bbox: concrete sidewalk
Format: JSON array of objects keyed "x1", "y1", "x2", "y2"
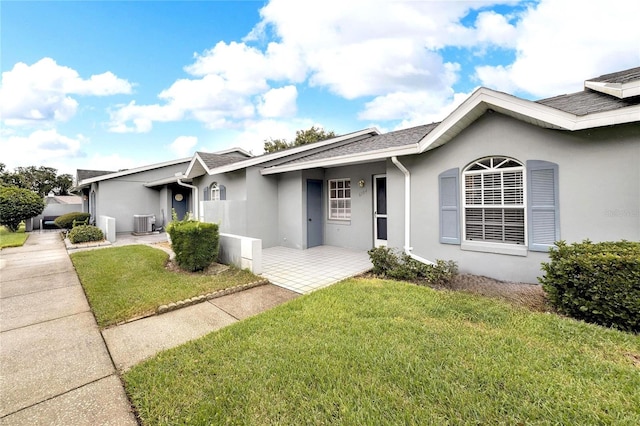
[
  {"x1": 103, "y1": 284, "x2": 298, "y2": 371},
  {"x1": 0, "y1": 232, "x2": 137, "y2": 425},
  {"x1": 1, "y1": 231, "x2": 298, "y2": 424}
]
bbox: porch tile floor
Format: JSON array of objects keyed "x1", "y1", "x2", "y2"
[{"x1": 261, "y1": 245, "x2": 373, "y2": 294}]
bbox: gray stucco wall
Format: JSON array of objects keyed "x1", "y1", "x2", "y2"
[
  {"x1": 197, "y1": 169, "x2": 247, "y2": 235},
  {"x1": 323, "y1": 162, "x2": 386, "y2": 251},
  {"x1": 246, "y1": 167, "x2": 279, "y2": 247},
  {"x1": 277, "y1": 171, "x2": 303, "y2": 249},
  {"x1": 95, "y1": 163, "x2": 188, "y2": 233},
  {"x1": 202, "y1": 200, "x2": 248, "y2": 235},
  {"x1": 390, "y1": 112, "x2": 639, "y2": 283},
  {"x1": 198, "y1": 169, "x2": 247, "y2": 201}
]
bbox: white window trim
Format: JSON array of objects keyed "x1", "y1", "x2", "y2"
[
  {"x1": 210, "y1": 182, "x2": 220, "y2": 201},
  {"x1": 461, "y1": 157, "x2": 528, "y2": 248},
  {"x1": 328, "y1": 178, "x2": 351, "y2": 220}
]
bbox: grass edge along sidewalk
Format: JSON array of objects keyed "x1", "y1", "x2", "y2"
[
  {"x1": 124, "y1": 278, "x2": 640, "y2": 425},
  {"x1": 71, "y1": 244, "x2": 260, "y2": 328}
]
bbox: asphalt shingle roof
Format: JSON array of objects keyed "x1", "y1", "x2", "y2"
[
  {"x1": 588, "y1": 66, "x2": 640, "y2": 84},
  {"x1": 76, "y1": 169, "x2": 116, "y2": 182},
  {"x1": 196, "y1": 152, "x2": 248, "y2": 169},
  {"x1": 536, "y1": 66, "x2": 640, "y2": 115},
  {"x1": 536, "y1": 89, "x2": 639, "y2": 116},
  {"x1": 282, "y1": 123, "x2": 439, "y2": 165}
]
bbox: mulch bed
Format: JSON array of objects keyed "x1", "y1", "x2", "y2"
[
  {"x1": 359, "y1": 272, "x2": 549, "y2": 312},
  {"x1": 445, "y1": 273, "x2": 548, "y2": 312},
  {"x1": 164, "y1": 259, "x2": 230, "y2": 276}
]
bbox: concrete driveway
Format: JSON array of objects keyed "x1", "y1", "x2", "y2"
[{"x1": 0, "y1": 232, "x2": 137, "y2": 425}]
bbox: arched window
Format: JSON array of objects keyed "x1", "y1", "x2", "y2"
[
  {"x1": 463, "y1": 157, "x2": 525, "y2": 245},
  {"x1": 210, "y1": 182, "x2": 220, "y2": 201}
]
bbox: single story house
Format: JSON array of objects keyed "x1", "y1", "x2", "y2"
[
  {"x1": 75, "y1": 67, "x2": 639, "y2": 283},
  {"x1": 29, "y1": 194, "x2": 83, "y2": 230}
]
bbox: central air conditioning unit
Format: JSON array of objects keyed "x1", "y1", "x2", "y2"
[{"x1": 133, "y1": 214, "x2": 156, "y2": 235}]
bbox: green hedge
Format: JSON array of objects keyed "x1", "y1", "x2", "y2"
[
  {"x1": 368, "y1": 246, "x2": 457, "y2": 285},
  {"x1": 540, "y1": 240, "x2": 640, "y2": 333},
  {"x1": 167, "y1": 220, "x2": 219, "y2": 272},
  {"x1": 54, "y1": 212, "x2": 91, "y2": 230},
  {"x1": 68, "y1": 225, "x2": 104, "y2": 244}
]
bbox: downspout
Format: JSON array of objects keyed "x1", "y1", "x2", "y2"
[
  {"x1": 176, "y1": 178, "x2": 199, "y2": 220},
  {"x1": 390, "y1": 156, "x2": 435, "y2": 265}
]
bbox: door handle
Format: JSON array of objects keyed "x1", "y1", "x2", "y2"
[{"x1": 308, "y1": 218, "x2": 312, "y2": 222}]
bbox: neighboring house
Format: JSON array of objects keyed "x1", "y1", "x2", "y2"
[
  {"x1": 75, "y1": 67, "x2": 639, "y2": 283},
  {"x1": 32, "y1": 194, "x2": 83, "y2": 230},
  {"x1": 74, "y1": 149, "x2": 253, "y2": 233}
]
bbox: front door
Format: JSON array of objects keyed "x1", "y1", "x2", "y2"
[
  {"x1": 172, "y1": 188, "x2": 190, "y2": 220},
  {"x1": 307, "y1": 179, "x2": 323, "y2": 248},
  {"x1": 374, "y1": 175, "x2": 387, "y2": 247}
]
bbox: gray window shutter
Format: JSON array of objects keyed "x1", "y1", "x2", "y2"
[
  {"x1": 439, "y1": 168, "x2": 460, "y2": 244},
  {"x1": 527, "y1": 160, "x2": 559, "y2": 252},
  {"x1": 219, "y1": 185, "x2": 226, "y2": 200},
  {"x1": 203, "y1": 186, "x2": 210, "y2": 201}
]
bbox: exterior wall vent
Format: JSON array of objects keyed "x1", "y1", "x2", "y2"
[{"x1": 133, "y1": 214, "x2": 156, "y2": 235}]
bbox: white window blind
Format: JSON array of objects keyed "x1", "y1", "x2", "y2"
[{"x1": 463, "y1": 157, "x2": 525, "y2": 245}]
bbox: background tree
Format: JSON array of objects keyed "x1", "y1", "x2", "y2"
[
  {"x1": 264, "y1": 126, "x2": 336, "y2": 153},
  {"x1": 0, "y1": 187, "x2": 45, "y2": 232},
  {"x1": 0, "y1": 165, "x2": 73, "y2": 197}
]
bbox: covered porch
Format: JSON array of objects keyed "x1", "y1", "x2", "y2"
[{"x1": 261, "y1": 245, "x2": 373, "y2": 294}]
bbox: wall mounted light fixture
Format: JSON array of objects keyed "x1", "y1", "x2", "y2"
[{"x1": 358, "y1": 179, "x2": 366, "y2": 188}]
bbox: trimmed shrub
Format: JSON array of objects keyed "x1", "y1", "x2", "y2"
[
  {"x1": 167, "y1": 220, "x2": 219, "y2": 272},
  {"x1": 368, "y1": 246, "x2": 457, "y2": 285},
  {"x1": 540, "y1": 240, "x2": 640, "y2": 333},
  {"x1": 0, "y1": 186, "x2": 45, "y2": 232},
  {"x1": 68, "y1": 225, "x2": 104, "y2": 244},
  {"x1": 54, "y1": 212, "x2": 91, "y2": 230}
]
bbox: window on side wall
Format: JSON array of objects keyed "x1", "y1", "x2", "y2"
[
  {"x1": 439, "y1": 158, "x2": 559, "y2": 253},
  {"x1": 211, "y1": 182, "x2": 220, "y2": 201},
  {"x1": 464, "y1": 157, "x2": 525, "y2": 245},
  {"x1": 328, "y1": 178, "x2": 351, "y2": 220}
]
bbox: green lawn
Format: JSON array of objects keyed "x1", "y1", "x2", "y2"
[
  {"x1": 124, "y1": 278, "x2": 640, "y2": 425},
  {"x1": 71, "y1": 245, "x2": 259, "y2": 327},
  {"x1": 0, "y1": 225, "x2": 28, "y2": 249}
]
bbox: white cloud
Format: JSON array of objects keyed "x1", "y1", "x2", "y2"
[
  {"x1": 0, "y1": 129, "x2": 85, "y2": 174},
  {"x1": 475, "y1": 65, "x2": 518, "y2": 94},
  {"x1": 254, "y1": 0, "x2": 469, "y2": 99},
  {"x1": 257, "y1": 86, "x2": 297, "y2": 118},
  {"x1": 108, "y1": 0, "x2": 520, "y2": 132},
  {"x1": 474, "y1": 11, "x2": 517, "y2": 48},
  {"x1": 475, "y1": 0, "x2": 640, "y2": 98},
  {"x1": 108, "y1": 0, "x2": 640, "y2": 139},
  {"x1": 0, "y1": 58, "x2": 132, "y2": 125},
  {"x1": 109, "y1": 101, "x2": 183, "y2": 133},
  {"x1": 169, "y1": 136, "x2": 198, "y2": 157},
  {"x1": 362, "y1": 88, "x2": 474, "y2": 131}
]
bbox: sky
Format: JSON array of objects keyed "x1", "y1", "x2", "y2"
[{"x1": 1, "y1": 0, "x2": 639, "y2": 178}]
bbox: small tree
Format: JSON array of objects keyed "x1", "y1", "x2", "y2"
[
  {"x1": 263, "y1": 126, "x2": 336, "y2": 153},
  {"x1": 0, "y1": 186, "x2": 45, "y2": 232}
]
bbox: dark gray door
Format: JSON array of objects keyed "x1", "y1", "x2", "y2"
[
  {"x1": 307, "y1": 179, "x2": 323, "y2": 248},
  {"x1": 172, "y1": 189, "x2": 189, "y2": 220}
]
